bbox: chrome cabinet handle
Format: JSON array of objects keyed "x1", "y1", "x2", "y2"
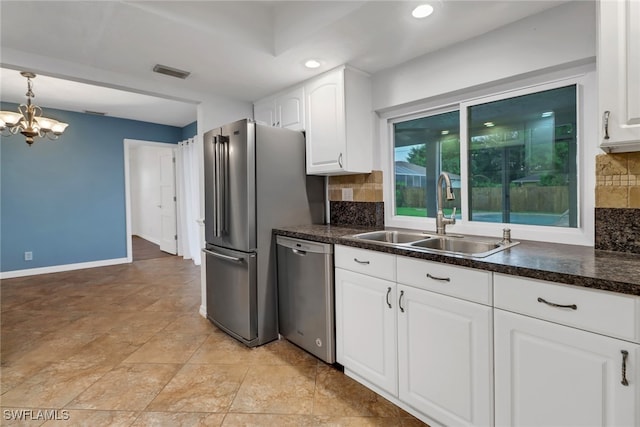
[
  {"x1": 603, "y1": 110, "x2": 610, "y2": 140},
  {"x1": 537, "y1": 297, "x2": 577, "y2": 310},
  {"x1": 427, "y1": 273, "x2": 451, "y2": 282},
  {"x1": 292, "y1": 249, "x2": 307, "y2": 256},
  {"x1": 338, "y1": 152, "x2": 343, "y2": 168},
  {"x1": 621, "y1": 350, "x2": 629, "y2": 386},
  {"x1": 386, "y1": 287, "x2": 392, "y2": 309},
  {"x1": 353, "y1": 258, "x2": 370, "y2": 265},
  {"x1": 399, "y1": 290, "x2": 405, "y2": 313}
]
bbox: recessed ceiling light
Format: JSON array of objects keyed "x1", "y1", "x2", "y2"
[
  {"x1": 304, "y1": 59, "x2": 321, "y2": 69},
  {"x1": 484, "y1": 122, "x2": 495, "y2": 127},
  {"x1": 412, "y1": 4, "x2": 434, "y2": 19},
  {"x1": 541, "y1": 111, "x2": 554, "y2": 118}
]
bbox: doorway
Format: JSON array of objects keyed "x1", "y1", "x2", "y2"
[{"x1": 124, "y1": 139, "x2": 178, "y2": 262}]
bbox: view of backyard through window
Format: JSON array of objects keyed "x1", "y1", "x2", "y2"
[{"x1": 393, "y1": 85, "x2": 578, "y2": 228}]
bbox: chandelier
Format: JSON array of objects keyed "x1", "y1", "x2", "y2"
[{"x1": 0, "y1": 71, "x2": 69, "y2": 146}]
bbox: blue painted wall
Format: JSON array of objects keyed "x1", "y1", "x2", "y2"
[
  {"x1": 0, "y1": 103, "x2": 185, "y2": 272},
  {"x1": 181, "y1": 121, "x2": 197, "y2": 140}
]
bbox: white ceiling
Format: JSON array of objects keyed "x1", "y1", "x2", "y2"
[{"x1": 0, "y1": 0, "x2": 567, "y2": 128}]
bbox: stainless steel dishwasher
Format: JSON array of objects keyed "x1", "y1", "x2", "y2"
[{"x1": 276, "y1": 236, "x2": 335, "y2": 363}]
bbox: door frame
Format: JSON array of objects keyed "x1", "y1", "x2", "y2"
[{"x1": 123, "y1": 138, "x2": 178, "y2": 262}]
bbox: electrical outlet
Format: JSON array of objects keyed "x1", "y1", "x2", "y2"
[
  {"x1": 24, "y1": 251, "x2": 33, "y2": 261},
  {"x1": 342, "y1": 188, "x2": 353, "y2": 201}
]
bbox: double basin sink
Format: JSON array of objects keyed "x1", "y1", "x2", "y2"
[{"x1": 347, "y1": 230, "x2": 519, "y2": 258}]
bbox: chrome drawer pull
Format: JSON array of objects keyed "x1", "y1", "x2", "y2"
[
  {"x1": 399, "y1": 290, "x2": 405, "y2": 313},
  {"x1": 427, "y1": 273, "x2": 450, "y2": 282},
  {"x1": 386, "y1": 287, "x2": 392, "y2": 309},
  {"x1": 603, "y1": 110, "x2": 611, "y2": 140},
  {"x1": 537, "y1": 297, "x2": 577, "y2": 310},
  {"x1": 353, "y1": 258, "x2": 370, "y2": 265},
  {"x1": 621, "y1": 350, "x2": 629, "y2": 386}
]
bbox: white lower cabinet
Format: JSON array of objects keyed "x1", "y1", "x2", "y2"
[
  {"x1": 335, "y1": 247, "x2": 640, "y2": 427},
  {"x1": 335, "y1": 245, "x2": 492, "y2": 426},
  {"x1": 335, "y1": 267, "x2": 398, "y2": 395},
  {"x1": 398, "y1": 284, "x2": 493, "y2": 427},
  {"x1": 495, "y1": 309, "x2": 639, "y2": 427}
]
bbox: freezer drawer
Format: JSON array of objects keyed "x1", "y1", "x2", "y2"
[
  {"x1": 276, "y1": 236, "x2": 335, "y2": 363},
  {"x1": 204, "y1": 245, "x2": 258, "y2": 344}
]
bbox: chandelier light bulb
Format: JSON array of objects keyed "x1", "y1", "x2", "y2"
[{"x1": 0, "y1": 71, "x2": 69, "y2": 145}]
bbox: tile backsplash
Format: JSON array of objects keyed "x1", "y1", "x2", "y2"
[
  {"x1": 328, "y1": 170, "x2": 384, "y2": 227},
  {"x1": 595, "y1": 152, "x2": 640, "y2": 254},
  {"x1": 595, "y1": 152, "x2": 640, "y2": 208},
  {"x1": 328, "y1": 170, "x2": 383, "y2": 202}
]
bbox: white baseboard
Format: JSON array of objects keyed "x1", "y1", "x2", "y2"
[
  {"x1": 0, "y1": 257, "x2": 130, "y2": 279},
  {"x1": 199, "y1": 305, "x2": 207, "y2": 318}
]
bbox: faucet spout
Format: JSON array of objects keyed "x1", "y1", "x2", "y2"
[{"x1": 436, "y1": 172, "x2": 456, "y2": 235}]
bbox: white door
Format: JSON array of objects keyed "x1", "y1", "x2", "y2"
[
  {"x1": 335, "y1": 268, "x2": 398, "y2": 395},
  {"x1": 494, "y1": 309, "x2": 639, "y2": 427},
  {"x1": 397, "y1": 285, "x2": 493, "y2": 427},
  {"x1": 159, "y1": 152, "x2": 177, "y2": 254}
]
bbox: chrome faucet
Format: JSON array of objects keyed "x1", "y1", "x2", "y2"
[{"x1": 436, "y1": 172, "x2": 456, "y2": 235}]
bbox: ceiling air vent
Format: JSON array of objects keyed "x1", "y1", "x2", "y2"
[
  {"x1": 153, "y1": 64, "x2": 191, "y2": 79},
  {"x1": 84, "y1": 110, "x2": 106, "y2": 116}
]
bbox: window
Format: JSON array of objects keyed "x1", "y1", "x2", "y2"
[
  {"x1": 393, "y1": 111, "x2": 460, "y2": 219},
  {"x1": 387, "y1": 79, "x2": 585, "y2": 242},
  {"x1": 467, "y1": 85, "x2": 577, "y2": 228}
]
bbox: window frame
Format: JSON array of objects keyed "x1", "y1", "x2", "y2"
[{"x1": 380, "y1": 69, "x2": 596, "y2": 246}]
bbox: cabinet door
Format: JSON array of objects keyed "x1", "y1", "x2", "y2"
[
  {"x1": 254, "y1": 99, "x2": 276, "y2": 127},
  {"x1": 305, "y1": 69, "x2": 346, "y2": 174},
  {"x1": 495, "y1": 309, "x2": 639, "y2": 427},
  {"x1": 398, "y1": 285, "x2": 493, "y2": 427},
  {"x1": 335, "y1": 268, "x2": 397, "y2": 395},
  {"x1": 598, "y1": 0, "x2": 640, "y2": 150},
  {"x1": 277, "y1": 86, "x2": 304, "y2": 131}
]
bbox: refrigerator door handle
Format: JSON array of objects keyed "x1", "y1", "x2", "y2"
[
  {"x1": 215, "y1": 135, "x2": 229, "y2": 237},
  {"x1": 202, "y1": 248, "x2": 244, "y2": 263},
  {"x1": 215, "y1": 136, "x2": 222, "y2": 237},
  {"x1": 212, "y1": 136, "x2": 219, "y2": 237}
]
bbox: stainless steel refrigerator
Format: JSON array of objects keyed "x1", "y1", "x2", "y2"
[{"x1": 203, "y1": 118, "x2": 324, "y2": 347}]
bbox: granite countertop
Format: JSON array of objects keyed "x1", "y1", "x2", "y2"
[{"x1": 273, "y1": 224, "x2": 640, "y2": 297}]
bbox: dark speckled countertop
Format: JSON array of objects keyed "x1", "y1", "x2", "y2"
[{"x1": 274, "y1": 224, "x2": 640, "y2": 297}]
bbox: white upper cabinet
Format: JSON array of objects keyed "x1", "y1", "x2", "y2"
[
  {"x1": 304, "y1": 65, "x2": 373, "y2": 175},
  {"x1": 277, "y1": 86, "x2": 305, "y2": 131},
  {"x1": 253, "y1": 86, "x2": 305, "y2": 131},
  {"x1": 598, "y1": 0, "x2": 640, "y2": 152},
  {"x1": 254, "y1": 96, "x2": 276, "y2": 127}
]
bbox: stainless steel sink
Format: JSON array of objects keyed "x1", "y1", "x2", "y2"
[
  {"x1": 409, "y1": 237, "x2": 513, "y2": 257},
  {"x1": 346, "y1": 230, "x2": 519, "y2": 258},
  {"x1": 351, "y1": 230, "x2": 427, "y2": 244}
]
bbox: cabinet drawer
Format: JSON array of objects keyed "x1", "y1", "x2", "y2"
[
  {"x1": 335, "y1": 245, "x2": 396, "y2": 281},
  {"x1": 396, "y1": 257, "x2": 492, "y2": 305},
  {"x1": 494, "y1": 273, "x2": 640, "y2": 343}
]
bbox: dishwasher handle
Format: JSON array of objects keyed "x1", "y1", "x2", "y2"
[{"x1": 276, "y1": 236, "x2": 333, "y2": 254}]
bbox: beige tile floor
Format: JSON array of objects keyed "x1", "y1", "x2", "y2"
[{"x1": 1, "y1": 255, "x2": 427, "y2": 426}]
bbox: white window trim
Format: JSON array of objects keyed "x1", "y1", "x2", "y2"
[{"x1": 379, "y1": 67, "x2": 597, "y2": 247}]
